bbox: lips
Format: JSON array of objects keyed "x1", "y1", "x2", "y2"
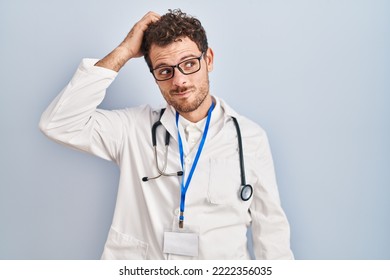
[
  {"x1": 177, "y1": 90, "x2": 191, "y2": 96},
  {"x1": 170, "y1": 87, "x2": 194, "y2": 97}
]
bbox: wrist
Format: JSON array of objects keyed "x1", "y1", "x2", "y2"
[
  {"x1": 116, "y1": 44, "x2": 135, "y2": 61},
  {"x1": 95, "y1": 46, "x2": 132, "y2": 72}
]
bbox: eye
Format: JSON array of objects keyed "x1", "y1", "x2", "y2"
[
  {"x1": 182, "y1": 59, "x2": 197, "y2": 70},
  {"x1": 157, "y1": 67, "x2": 173, "y2": 76}
]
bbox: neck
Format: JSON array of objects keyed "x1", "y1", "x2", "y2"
[{"x1": 179, "y1": 95, "x2": 214, "y2": 123}]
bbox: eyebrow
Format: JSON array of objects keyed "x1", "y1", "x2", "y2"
[{"x1": 154, "y1": 54, "x2": 200, "y2": 69}]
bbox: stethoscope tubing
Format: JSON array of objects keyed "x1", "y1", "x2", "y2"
[
  {"x1": 143, "y1": 109, "x2": 253, "y2": 201},
  {"x1": 231, "y1": 117, "x2": 246, "y2": 186},
  {"x1": 142, "y1": 109, "x2": 183, "y2": 181},
  {"x1": 231, "y1": 117, "x2": 253, "y2": 201}
]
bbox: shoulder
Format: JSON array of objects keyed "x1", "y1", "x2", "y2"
[
  {"x1": 94, "y1": 104, "x2": 164, "y2": 132},
  {"x1": 110, "y1": 104, "x2": 161, "y2": 122},
  {"x1": 217, "y1": 97, "x2": 267, "y2": 137},
  {"x1": 217, "y1": 97, "x2": 271, "y2": 156}
]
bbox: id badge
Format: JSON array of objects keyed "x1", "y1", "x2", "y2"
[{"x1": 163, "y1": 231, "x2": 199, "y2": 257}]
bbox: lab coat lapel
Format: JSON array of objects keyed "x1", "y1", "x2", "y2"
[
  {"x1": 160, "y1": 105, "x2": 177, "y2": 143},
  {"x1": 158, "y1": 97, "x2": 240, "y2": 155},
  {"x1": 159, "y1": 105, "x2": 189, "y2": 156}
]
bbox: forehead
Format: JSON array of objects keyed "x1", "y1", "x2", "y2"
[{"x1": 149, "y1": 37, "x2": 201, "y2": 67}]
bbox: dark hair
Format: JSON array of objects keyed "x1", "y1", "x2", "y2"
[{"x1": 141, "y1": 9, "x2": 208, "y2": 69}]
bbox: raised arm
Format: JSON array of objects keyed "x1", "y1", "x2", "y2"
[
  {"x1": 39, "y1": 11, "x2": 160, "y2": 161},
  {"x1": 95, "y1": 11, "x2": 160, "y2": 72}
]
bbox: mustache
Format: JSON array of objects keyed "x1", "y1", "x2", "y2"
[{"x1": 169, "y1": 86, "x2": 195, "y2": 95}]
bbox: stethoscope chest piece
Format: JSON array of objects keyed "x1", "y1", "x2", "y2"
[{"x1": 240, "y1": 184, "x2": 253, "y2": 201}]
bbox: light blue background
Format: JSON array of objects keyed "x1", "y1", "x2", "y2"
[{"x1": 1, "y1": 0, "x2": 389, "y2": 259}]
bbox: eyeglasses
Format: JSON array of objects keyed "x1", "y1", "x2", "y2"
[{"x1": 150, "y1": 53, "x2": 204, "y2": 81}]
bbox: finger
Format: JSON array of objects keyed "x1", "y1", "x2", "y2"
[{"x1": 141, "y1": 11, "x2": 161, "y2": 23}]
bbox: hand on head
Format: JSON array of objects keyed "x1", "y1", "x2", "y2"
[{"x1": 95, "y1": 11, "x2": 160, "y2": 71}]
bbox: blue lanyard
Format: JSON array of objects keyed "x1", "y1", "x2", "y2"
[{"x1": 175, "y1": 102, "x2": 215, "y2": 228}]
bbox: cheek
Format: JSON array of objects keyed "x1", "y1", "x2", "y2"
[
  {"x1": 156, "y1": 82, "x2": 168, "y2": 94},
  {"x1": 157, "y1": 84, "x2": 172, "y2": 100}
]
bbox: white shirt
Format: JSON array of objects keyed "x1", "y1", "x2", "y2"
[
  {"x1": 180, "y1": 117, "x2": 205, "y2": 152},
  {"x1": 39, "y1": 59, "x2": 294, "y2": 260}
]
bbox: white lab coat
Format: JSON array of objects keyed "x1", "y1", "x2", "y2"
[{"x1": 39, "y1": 59, "x2": 294, "y2": 260}]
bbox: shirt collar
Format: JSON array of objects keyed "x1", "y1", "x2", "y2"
[{"x1": 159, "y1": 95, "x2": 238, "y2": 141}]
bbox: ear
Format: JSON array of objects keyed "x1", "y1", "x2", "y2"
[{"x1": 205, "y1": 48, "x2": 214, "y2": 72}]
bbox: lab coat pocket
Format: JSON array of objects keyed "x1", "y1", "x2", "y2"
[
  {"x1": 101, "y1": 227, "x2": 149, "y2": 260},
  {"x1": 208, "y1": 158, "x2": 241, "y2": 205}
]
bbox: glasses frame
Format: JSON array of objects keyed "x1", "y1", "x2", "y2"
[{"x1": 150, "y1": 52, "x2": 205, "y2": 81}]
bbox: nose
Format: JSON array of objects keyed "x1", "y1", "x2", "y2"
[{"x1": 171, "y1": 68, "x2": 188, "y2": 87}]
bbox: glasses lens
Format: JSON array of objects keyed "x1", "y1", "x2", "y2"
[
  {"x1": 178, "y1": 58, "x2": 201, "y2": 74},
  {"x1": 152, "y1": 54, "x2": 203, "y2": 81},
  {"x1": 153, "y1": 67, "x2": 174, "y2": 81}
]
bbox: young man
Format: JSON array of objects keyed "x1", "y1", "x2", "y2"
[{"x1": 39, "y1": 9, "x2": 293, "y2": 259}]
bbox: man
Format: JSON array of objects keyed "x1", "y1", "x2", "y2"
[{"x1": 39, "y1": 9, "x2": 293, "y2": 260}]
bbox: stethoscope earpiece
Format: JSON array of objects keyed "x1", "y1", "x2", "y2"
[{"x1": 240, "y1": 184, "x2": 253, "y2": 201}]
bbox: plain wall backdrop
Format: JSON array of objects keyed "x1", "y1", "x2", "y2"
[{"x1": 1, "y1": 0, "x2": 389, "y2": 259}]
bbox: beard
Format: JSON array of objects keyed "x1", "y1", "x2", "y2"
[{"x1": 162, "y1": 78, "x2": 210, "y2": 114}]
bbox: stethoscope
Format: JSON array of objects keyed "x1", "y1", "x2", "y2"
[{"x1": 142, "y1": 108, "x2": 253, "y2": 201}]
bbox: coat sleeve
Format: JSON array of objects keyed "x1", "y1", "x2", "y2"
[
  {"x1": 39, "y1": 58, "x2": 124, "y2": 162},
  {"x1": 249, "y1": 126, "x2": 294, "y2": 259}
]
